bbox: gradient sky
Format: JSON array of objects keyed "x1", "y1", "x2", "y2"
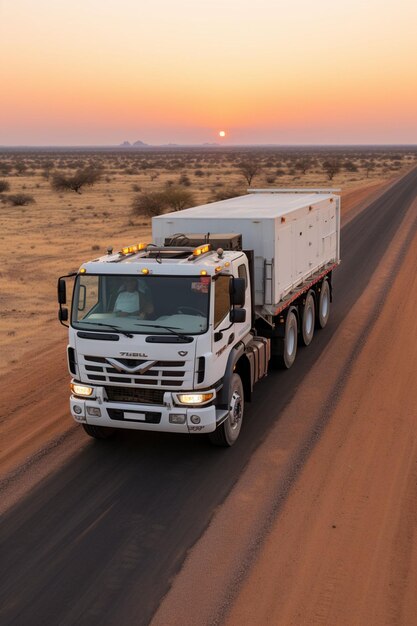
[{"x1": 1, "y1": 0, "x2": 416, "y2": 145}]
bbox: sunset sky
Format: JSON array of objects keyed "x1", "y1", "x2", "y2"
[{"x1": 1, "y1": 0, "x2": 416, "y2": 145}]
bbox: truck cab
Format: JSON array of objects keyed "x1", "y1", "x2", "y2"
[{"x1": 59, "y1": 237, "x2": 269, "y2": 446}]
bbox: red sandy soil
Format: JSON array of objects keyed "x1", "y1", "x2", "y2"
[{"x1": 151, "y1": 197, "x2": 417, "y2": 625}]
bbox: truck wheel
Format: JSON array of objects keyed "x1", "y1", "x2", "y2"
[
  {"x1": 82, "y1": 424, "x2": 116, "y2": 440},
  {"x1": 209, "y1": 373, "x2": 244, "y2": 447},
  {"x1": 317, "y1": 279, "x2": 330, "y2": 329},
  {"x1": 300, "y1": 290, "x2": 315, "y2": 346},
  {"x1": 281, "y1": 310, "x2": 298, "y2": 369}
]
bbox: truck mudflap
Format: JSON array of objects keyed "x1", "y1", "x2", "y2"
[{"x1": 70, "y1": 395, "x2": 220, "y2": 434}]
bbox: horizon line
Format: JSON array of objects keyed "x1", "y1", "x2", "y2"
[{"x1": 1, "y1": 143, "x2": 417, "y2": 149}]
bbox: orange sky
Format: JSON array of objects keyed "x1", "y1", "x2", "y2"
[{"x1": 1, "y1": 0, "x2": 416, "y2": 145}]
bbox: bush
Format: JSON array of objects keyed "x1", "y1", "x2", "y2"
[
  {"x1": 132, "y1": 191, "x2": 167, "y2": 217},
  {"x1": 51, "y1": 167, "x2": 102, "y2": 194},
  {"x1": 0, "y1": 163, "x2": 12, "y2": 176},
  {"x1": 0, "y1": 180, "x2": 10, "y2": 193},
  {"x1": 211, "y1": 187, "x2": 245, "y2": 201},
  {"x1": 6, "y1": 193, "x2": 35, "y2": 206},
  {"x1": 344, "y1": 160, "x2": 358, "y2": 172},
  {"x1": 294, "y1": 158, "x2": 312, "y2": 174},
  {"x1": 178, "y1": 173, "x2": 191, "y2": 187},
  {"x1": 163, "y1": 186, "x2": 195, "y2": 211},
  {"x1": 132, "y1": 187, "x2": 195, "y2": 217}
]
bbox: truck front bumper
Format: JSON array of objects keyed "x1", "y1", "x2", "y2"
[{"x1": 70, "y1": 395, "x2": 227, "y2": 434}]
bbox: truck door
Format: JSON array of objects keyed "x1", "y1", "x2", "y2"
[{"x1": 212, "y1": 275, "x2": 235, "y2": 375}]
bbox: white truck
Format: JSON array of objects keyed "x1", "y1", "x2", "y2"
[{"x1": 58, "y1": 189, "x2": 340, "y2": 446}]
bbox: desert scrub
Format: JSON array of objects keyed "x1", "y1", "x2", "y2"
[{"x1": 5, "y1": 193, "x2": 35, "y2": 206}]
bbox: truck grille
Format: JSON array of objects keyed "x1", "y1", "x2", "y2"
[
  {"x1": 105, "y1": 386, "x2": 165, "y2": 405},
  {"x1": 81, "y1": 355, "x2": 189, "y2": 389}
]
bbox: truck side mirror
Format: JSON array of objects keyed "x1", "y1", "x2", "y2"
[
  {"x1": 230, "y1": 277, "x2": 246, "y2": 307},
  {"x1": 58, "y1": 278, "x2": 67, "y2": 304},
  {"x1": 230, "y1": 308, "x2": 246, "y2": 323},
  {"x1": 59, "y1": 307, "x2": 69, "y2": 322}
]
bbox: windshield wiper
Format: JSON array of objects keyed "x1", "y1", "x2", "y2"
[
  {"x1": 134, "y1": 322, "x2": 190, "y2": 341},
  {"x1": 80, "y1": 321, "x2": 134, "y2": 338}
]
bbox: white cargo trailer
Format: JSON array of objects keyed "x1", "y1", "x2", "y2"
[
  {"x1": 153, "y1": 189, "x2": 340, "y2": 314},
  {"x1": 58, "y1": 189, "x2": 341, "y2": 447}
]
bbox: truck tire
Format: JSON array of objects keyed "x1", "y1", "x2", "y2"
[
  {"x1": 300, "y1": 290, "x2": 315, "y2": 346},
  {"x1": 209, "y1": 373, "x2": 244, "y2": 447},
  {"x1": 279, "y1": 309, "x2": 298, "y2": 369},
  {"x1": 82, "y1": 424, "x2": 116, "y2": 440},
  {"x1": 317, "y1": 279, "x2": 330, "y2": 329}
]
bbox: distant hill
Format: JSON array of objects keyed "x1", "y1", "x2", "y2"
[
  {"x1": 133, "y1": 140, "x2": 148, "y2": 146},
  {"x1": 120, "y1": 141, "x2": 131, "y2": 147}
]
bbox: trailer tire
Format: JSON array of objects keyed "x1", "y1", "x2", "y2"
[
  {"x1": 209, "y1": 373, "x2": 244, "y2": 447},
  {"x1": 82, "y1": 424, "x2": 116, "y2": 440},
  {"x1": 317, "y1": 279, "x2": 331, "y2": 329},
  {"x1": 300, "y1": 290, "x2": 315, "y2": 346}
]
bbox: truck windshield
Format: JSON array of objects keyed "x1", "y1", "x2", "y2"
[{"x1": 72, "y1": 274, "x2": 210, "y2": 335}]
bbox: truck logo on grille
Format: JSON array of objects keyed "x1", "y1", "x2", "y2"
[
  {"x1": 178, "y1": 351, "x2": 188, "y2": 356},
  {"x1": 119, "y1": 352, "x2": 148, "y2": 357},
  {"x1": 106, "y1": 358, "x2": 157, "y2": 374}
]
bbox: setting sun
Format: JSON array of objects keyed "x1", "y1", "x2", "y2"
[{"x1": 219, "y1": 131, "x2": 226, "y2": 138}]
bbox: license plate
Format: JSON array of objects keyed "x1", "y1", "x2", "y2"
[{"x1": 125, "y1": 412, "x2": 146, "y2": 421}]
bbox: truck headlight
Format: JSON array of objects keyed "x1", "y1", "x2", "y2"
[
  {"x1": 176, "y1": 392, "x2": 214, "y2": 405},
  {"x1": 71, "y1": 383, "x2": 94, "y2": 397}
]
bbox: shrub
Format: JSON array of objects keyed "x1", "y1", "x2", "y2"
[
  {"x1": 294, "y1": 158, "x2": 312, "y2": 174},
  {"x1": 163, "y1": 186, "x2": 195, "y2": 211},
  {"x1": 0, "y1": 163, "x2": 12, "y2": 176},
  {"x1": 178, "y1": 173, "x2": 191, "y2": 187},
  {"x1": 0, "y1": 180, "x2": 10, "y2": 193},
  {"x1": 132, "y1": 187, "x2": 195, "y2": 217},
  {"x1": 344, "y1": 160, "x2": 358, "y2": 172},
  {"x1": 51, "y1": 167, "x2": 102, "y2": 194},
  {"x1": 211, "y1": 187, "x2": 245, "y2": 201},
  {"x1": 132, "y1": 191, "x2": 167, "y2": 217},
  {"x1": 6, "y1": 193, "x2": 35, "y2": 206}
]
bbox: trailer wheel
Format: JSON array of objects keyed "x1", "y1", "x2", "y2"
[
  {"x1": 82, "y1": 424, "x2": 116, "y2": 440},
  {"x1": 209, "y1": 373, "x2": 244, "y2": 447},
  {"x1": 300, "y1": 290, "x2": 315, "y2": 346},
  {"x1": 317, "y1": 279, "x2": 330, "y2": 329}
]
